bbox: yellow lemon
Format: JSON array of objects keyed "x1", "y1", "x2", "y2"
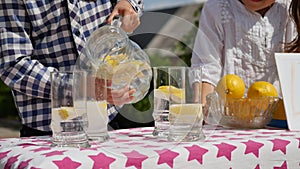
[
  {"x1": 216, "y1": 74, "x2": 245, "y2": 99},
  {"x1": 247, "y1": 81, "x2": 278, "y2": 98}
]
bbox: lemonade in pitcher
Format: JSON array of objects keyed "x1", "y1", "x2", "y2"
[
  {"x1": 78, "y1": 18, "x2": 152, "y2": 104},
  {"x1": 96, "y1": 53, "x2": 152, "y2": 103}
]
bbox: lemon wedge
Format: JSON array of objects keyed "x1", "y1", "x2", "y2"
[
  {"x1": 96, "y1": 54, "x2": 151, "y2": 85},
  {"x1": 58, "y1": 107, "x2": 77, "y2": 120},
  {"x1": 98, "y1": 101, "x2": 107, "y2": 109},
  {"x1": 97, "y1": 101, "x2": 107, "y2": 117},
  {"x1": 58, "y1": 107, "x2": 75, "y2": 120},
  {"x1": 169, "y1": 104, "x2": 203, "y2": 124},
  {"x1": 157, "y1": 85, "x2": 185, "y2": 103},
  {"x1": 103, "y1": 54, "x2": 128, "y2": 67},
  {"x1": 170, "y1": 104, "x2": 202, "y2": 115}
]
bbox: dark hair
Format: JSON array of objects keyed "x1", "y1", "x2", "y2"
[{"x1": 285, "y1": 0, "x2": 300, "y2": 52}]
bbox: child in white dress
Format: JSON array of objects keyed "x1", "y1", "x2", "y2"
[{"x1": 191, "y1": 0, "x2": 295, "y2": 105}]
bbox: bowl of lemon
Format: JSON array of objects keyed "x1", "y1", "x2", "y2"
[{"x1": 205, "y1": 74, "x2": 280, "y2": 129}]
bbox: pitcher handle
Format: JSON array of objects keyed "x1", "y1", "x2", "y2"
[{"x1": 111, "y1": 16, "x2": 122, "y2": 28}]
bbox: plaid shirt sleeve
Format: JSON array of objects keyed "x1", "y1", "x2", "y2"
[
  {"x1": 0, "y1": 1, "x2": 55, "y2": 99},
  {"x1": 0, "y1": 0, "x2": 144, "y2": 132}
]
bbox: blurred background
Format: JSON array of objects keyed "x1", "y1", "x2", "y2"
[{"x1": 0, "y1": 0, "x2": 206, "y2": 138}]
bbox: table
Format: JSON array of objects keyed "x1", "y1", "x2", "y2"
[{"x1": 1, "y1": 126, "x2": 300, "y2": 169}]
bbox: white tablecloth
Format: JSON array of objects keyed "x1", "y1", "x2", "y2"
[{"x1": 1, "y1": 126, "x2": 300, "y2": 169}]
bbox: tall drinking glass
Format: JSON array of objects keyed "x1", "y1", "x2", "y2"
[
  {"x1": 86, "y1": 72, "x2": 109, "y2": 142},
  {"x1": 50, "y1": 71, "x2": 90, "y2": 148},
  {"x1": 167, "y1": 67, "x2": 205, "y2": 142},
  {"x1": 152, "y1": 67, "x2": 170, "y2": 137},
  {"x1": 152, "y1": 66, "x2": 205, "y2": 141}
]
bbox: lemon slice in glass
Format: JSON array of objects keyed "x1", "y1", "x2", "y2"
[
  {"x1": 169, "y1": 104, "x2": 202, "y2": 124},
  {"x1": 58, "y1": 107, "x2": 76, "y2": 120},
  {"x1": 97, "y1": 101, "x2": 108, "y2": 119},
  {"x1": 156, "y1": 85, "x2": 185, "y2": 103}
]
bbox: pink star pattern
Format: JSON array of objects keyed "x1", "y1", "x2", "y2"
[
  {"x1": 155, "y1": 149, "x2": 179, "y2": 168},
  {"x1": 210, "y1": 135, "x2": 226, "y2": 138},
  {"x1": 82, "y1": 147, "x2": 98, "y2": 151},
  {"x1": 297, "y1": 138, "x2": 300, "y2": 149},
  {"x1": 2, "y1": 127, "x2": 300, "y2": 168},
  {"x1": 237, "y1": 133, "x2": 252, "y2": 136},
  {"x1": 229, "y1": 138, "x2": 244, "y2": 140},
  {"x1": 128, "y1": 134, "x2": 144, "y2": 137},
  {"x1": 141, "y1": 129, "x2": 154, "y2": 133},
  {"x1": 214, "y1": 142, "x2": 237, "y2": 160},
  {"x1": 89, "y1": 153, "x2": 116, "y2": 169},
  {"x1": 32, "y1": 140, "x2": 50, "y2": 144},
  {"x1": 114, "y1": 139, "x2": 131, "y2": 143},
  {"x1": 242, "y1": 140, "x2": 264, "y2": 158},
  {"x1": 185, "y1": 145, "x2": 208, "y2": 164},
  {"x1": 220, "y1": 130, "x2": 235, "y2": 134},
  {"x1": 143, "y1": 145, "x2": 160, "y2": 148},
  {"x1": 0, "y1": 150, "x2": 11, "y2": 160},
  {"x1": 123, "y1": 150, "x2": 148, "y2": 169},
  {"x1": 17, "y1": 159, "x2": 32, "y2": 169},
  {"x1": 261, "y1": 131, "x2": 277, "y2": 135},
  {"x1": 20, "y1": 144, "x2": 37, "y2": 148},
  {"x1": 4, "y1": 154, "x2": 20, "y2": 169},
  {"x1": 42, "y1": 150, "x2": 66, "y2": 157},
  {"x1": 279, "y1": 134, "x2": 295, "y2": 137},
  {"x1": 128, "y1": 142, "x2": 144, "y2": 145},
  {"x1": 254, "y1": 136, "x2": 270, "y2": 139},
  {"x1": 32, "y1": 147, "x2": 52, "y2": 152},
  {"x1": 274, "y1": 161, "x2": 287, "y2": 169},
  {"x1": 117, "y1": 132, "x2": 130, "y2": 135},
  {"x1": 53, "y1": 157, "x2": 81, "y2": 169},
  {"x1": 203, "y1": 140, "x2": 218, "y2": 143},
  {"x1": 270, "y1": 139, "x2": 290, "y2": 154}
]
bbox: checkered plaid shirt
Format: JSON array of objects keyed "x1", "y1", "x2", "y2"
[{"x1": 0, "y1": 0, "x2": 143, "y2": 132}]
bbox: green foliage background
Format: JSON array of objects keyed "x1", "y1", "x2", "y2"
[{"x1": 0, "y1": 80, "x2": 19, "y2": 120}]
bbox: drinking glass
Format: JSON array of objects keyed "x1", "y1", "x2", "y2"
[
  {"x1": 167, "y1": 67, "x2": 205, "y2": 142},
  {"x1": 85, "y1": 73, "x2": 109, "y2": 142},
  {"x1": 152, "y1": 66, "x2": 170, "y2": 137},
  {"x1": 50, "y1": 71, "x2": 90, "y2": 148},
  {"x1": 152, "y1": 66, "x2": 205, "y2": 141}
]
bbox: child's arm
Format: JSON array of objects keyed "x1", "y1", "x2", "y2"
[{"x1": 191, "y1": 0, "x2": 224, "y2": 104}]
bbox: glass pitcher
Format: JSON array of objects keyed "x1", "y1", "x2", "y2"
[{"x1": 77, "y1": 19, "x2": 152, "y2": 104}]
